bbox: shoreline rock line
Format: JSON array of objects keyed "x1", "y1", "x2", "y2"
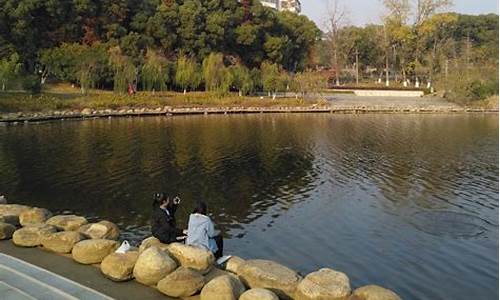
[
  {"x1": 0, "y1": 105, "x2": 497, "y2": 124},
  {"x1": 0, "y1": 202, "x2": 402, "y2": 300}
]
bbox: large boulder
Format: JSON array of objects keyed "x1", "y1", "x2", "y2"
[
  {"x1": 46, "y1": 215, "x2": 88, "y2": 231},
  {"x1": 157, "y1": 267, "x2": 205, "y2": 298},
  {"x1": 237, "y1": 259, "x2": 301, "y2": 300},
  {"x1": 168, "y1": 242, "x2": 215, "y2": 274},
  {"x1": 295, "y1": 268, "x2": 351, "y2": 300},
  {"x1": 133, "y1": 246, "x2": 177, "y2": 286},
  {"x1": 0, "y1": 215, "x2": 19, "y2": 226},
  {"x1": 201, "y1": 274, "x2": 246, "y2": 300},
  {"x1": 20, "y1": 207, "x2": 53, "y2": 226},
  {"x1": 41, "y1": 231, "x2": 84, "y2": 253},
  {"x1": 239, "y1": 288, "x2": 279, "y2": 300},
  {"x1": 78, "y1": 220, "x2": 120, "y2": 240},
  {"x1": 12, "y1": 224, "x2": 57, "y2": 247},
  {"x1": 225, "y1": 256, "x2": 245, "y2": 274},
  {"x1": 139, "y1": 236, "x2": 169, "y2": 253},
  {"x1": 0, "y1": 204, "x2": 31, "y2": 217},
  {"x1": 72, "y1": 239, "x2": 119, "y2": 264},
  {"x1": 101, "y1": 251, "x2": 139, "y2": 282},
  {"x1": 350, "y1": 285, "x2": 401, "y2": 300},
  {"x1": 0, "y1": 222, "x2": 16, "y2": 240}
]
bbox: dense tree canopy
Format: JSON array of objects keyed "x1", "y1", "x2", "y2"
[{"x1": 0, "y1": 0, "x2": 320, "y2": 74}]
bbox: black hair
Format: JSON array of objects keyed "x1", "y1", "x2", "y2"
[
  {"x1": 193, "y1": 201, "x2": 207, "y2": 215},
  {"x1": 152, "y1": 192, "x2": 168, "y2": 208}
]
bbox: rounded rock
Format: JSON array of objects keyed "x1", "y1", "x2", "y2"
[
  {"x1": 237, "y1": 259, "x2": 301, "y2": 300},
  {"x1": 0, "y1": 215, "x2": 19, "y2": 226},
  {"x1": 0, "y1": 204, "x2": 31, "y2": 217},
  {"x1": 157, "y1": 266, "x2": 205, "y2": 298},
  {"x1": 138, "y1": 236, "x2": 169, "y2": 253},
  {"x1": 46, "y1": 215, "x2": 88, "y2": 231},
  {"x1": 78, "y1": 220, "x2": 120, "y2": 240},
  {"x1": 204, "y1": 268, "x2": 235, "y2": 283},
  {"x1": 350, "y1": 285, "x2": 401, "y2": 300},
  {"x1": 168, "y1": 242, "x2": 215, "y2": 274},
  {"x1": 239, "y1": 288, "x2": 279, "y2": 300},
  {"x1": 20, "y1": 207, "x2": 53, "y2": 226},
  {"x1": 12, "y1": 224, "x2": 57, "y2": 247},
  {"x1": 133, "y1": 246, "x2": 177, "y2": 286},
  {"x1": 72, "y1": 239, "x2": 119, "y2": 264},
  {"x1": 295, "y1": 268, "x2": 351, "y2": 300},
  {"x1": 201, "y1": 274, "x2": 246, "y2": 300},
  {"x1": 0, "y1": 222, "x2": 16, "y2": 240},
  {"x1": 41, "y1": 231, "x2": 84, "y2": 253},
  {"x1": 225, "y1": 256, "x2": 245, "y2": 274},
  {"x1": 101, "y1": 251, "x2": 139, "y2": 281}
]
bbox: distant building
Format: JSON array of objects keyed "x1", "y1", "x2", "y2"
[
  {"x1": 259, "y1": 0, "x2": 301, "y2": 13},
  {"x1": 260, "y1": 0, "x2": 279, "y2": 10},
  {"x1": 279, "y1": 0, "x2": 301, "y2": 13}
]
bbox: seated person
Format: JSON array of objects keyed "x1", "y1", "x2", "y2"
[
  {"x1": 151, "y1": 193, "x2": 186, "y2": 243},
  {"x1": 186, "y1": 201, "x2": 223, "y2": 258}
]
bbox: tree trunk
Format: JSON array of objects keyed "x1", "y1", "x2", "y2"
[
  {"x1": 334, "y1": 49, "x2": 340, "y2": 86},
  {"x1": 355, "y1": 48, "x2": 359, "y2": 86},
  {"x1": 385, "y1": 53, "x2": 390, "y2": 87},
  {"x1": 402, "y1": 56, "x2": 406, "y2": 82}
]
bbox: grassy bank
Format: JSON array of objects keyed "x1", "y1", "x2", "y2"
[{"x1": 0, "y1": 89, "x2": 326, "y2": 113}]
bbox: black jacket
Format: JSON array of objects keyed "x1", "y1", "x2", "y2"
[{"x1": 151, "y1": 204, "x2": 183, "y2": 243}]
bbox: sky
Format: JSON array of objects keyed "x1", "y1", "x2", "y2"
[{"x1": 302, "y1": 0, "x2": 499, "y2": 29}]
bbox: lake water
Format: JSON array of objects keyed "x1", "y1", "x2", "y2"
[{"x1": 0, "y1": 114, "x2": 498, "y2": 299}]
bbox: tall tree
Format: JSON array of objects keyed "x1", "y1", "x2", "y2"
[
  {"x1": 175, "y1": 55, "x2": 200, "y2": 94},
  {"x1": 141, "y1": 48, "x2": 169, "y2": 92},
  {"x1": 324, "y1": 0, "x2": 348, "y2": 86}
]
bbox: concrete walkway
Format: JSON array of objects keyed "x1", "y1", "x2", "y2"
[
  {"x1": 0, "y1": 253, "x2": 113, "y2": 300},
  {"x1": 326, "y1": 94, "x2": 461, "y2": 109},
  {"x1": 0, "y1": 241, "x2": 171, "y2": 300}
]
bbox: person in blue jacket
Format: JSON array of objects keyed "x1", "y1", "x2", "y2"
[{"x1": 186, "y1": 201, "x2": 223, "y2": 258}]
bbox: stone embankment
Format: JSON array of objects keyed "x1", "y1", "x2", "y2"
[
  {"x1": 0, "y1": 105, "x2": 497, "y2": 124},
  {"x1": 0, "y1": 202, "x2": 402, "y2": 300}
]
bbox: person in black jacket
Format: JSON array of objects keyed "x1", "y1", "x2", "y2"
[{"x1": 151, "y1": 193, "x2": 185, "y2": 243}]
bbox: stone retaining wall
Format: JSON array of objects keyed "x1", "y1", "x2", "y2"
[
  {"x1": 0, "y1": 106, "x2": 497, "y2": 124},
  {"x1": 353, "y1": 90, "x2": 425, "y2": 97},
  {"x1": 0, "y1": 203, "x2": 403, "y2": 300}
]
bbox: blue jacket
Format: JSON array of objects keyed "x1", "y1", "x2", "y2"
[{"x1": 186, "y1": 213, "x2": 218, "y2": 253}]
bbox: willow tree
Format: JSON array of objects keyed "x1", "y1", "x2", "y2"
[
  {"x1": 108, "y1": 46, "x2": 136, "y2": 94},
  {"x1": 0, "y1": 53, "x2": 21, "y2": 91},
  {"x1": 261, "y1": 62, "x2": 287, "y2": 99},
  {"x1": 175, "y1": 55, "x2": 201, "y2": 94},
  {"x1": 230, "y1": 64, "x2": 253, "y2": 96},
  {"x1": 202, "y1": 53, "x2": 226, "y2": 92},
  {"x1": 141, "y1": 49, "x2": 168, "y2": 92}
]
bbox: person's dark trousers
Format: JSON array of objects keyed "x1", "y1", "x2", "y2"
[{"x1": 214, "y1": 235, "x2": 224, "y2": 259}]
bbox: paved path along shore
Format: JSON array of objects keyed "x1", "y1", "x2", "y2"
[
  {"x1": 325, "y1": 94, "x2": 462, "y2": 109},
  {"x1": 0, "y1": 241, "x2": 171, "y2": 300}
]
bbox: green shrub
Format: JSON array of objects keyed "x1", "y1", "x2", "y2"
[
  {"x1": 467, "y1": 80, "x2": 499, "y2": 100},
  {"x1": 21, "y1": 75, "x2": 42, "y2": 94}
]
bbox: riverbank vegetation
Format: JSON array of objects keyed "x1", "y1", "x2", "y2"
[
  {"x1": 0, "y1": 86, "x2": 327, "y2": 113},
  {"x1": 0, "y1": 0, "x2": 498, "y2": 111}
]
